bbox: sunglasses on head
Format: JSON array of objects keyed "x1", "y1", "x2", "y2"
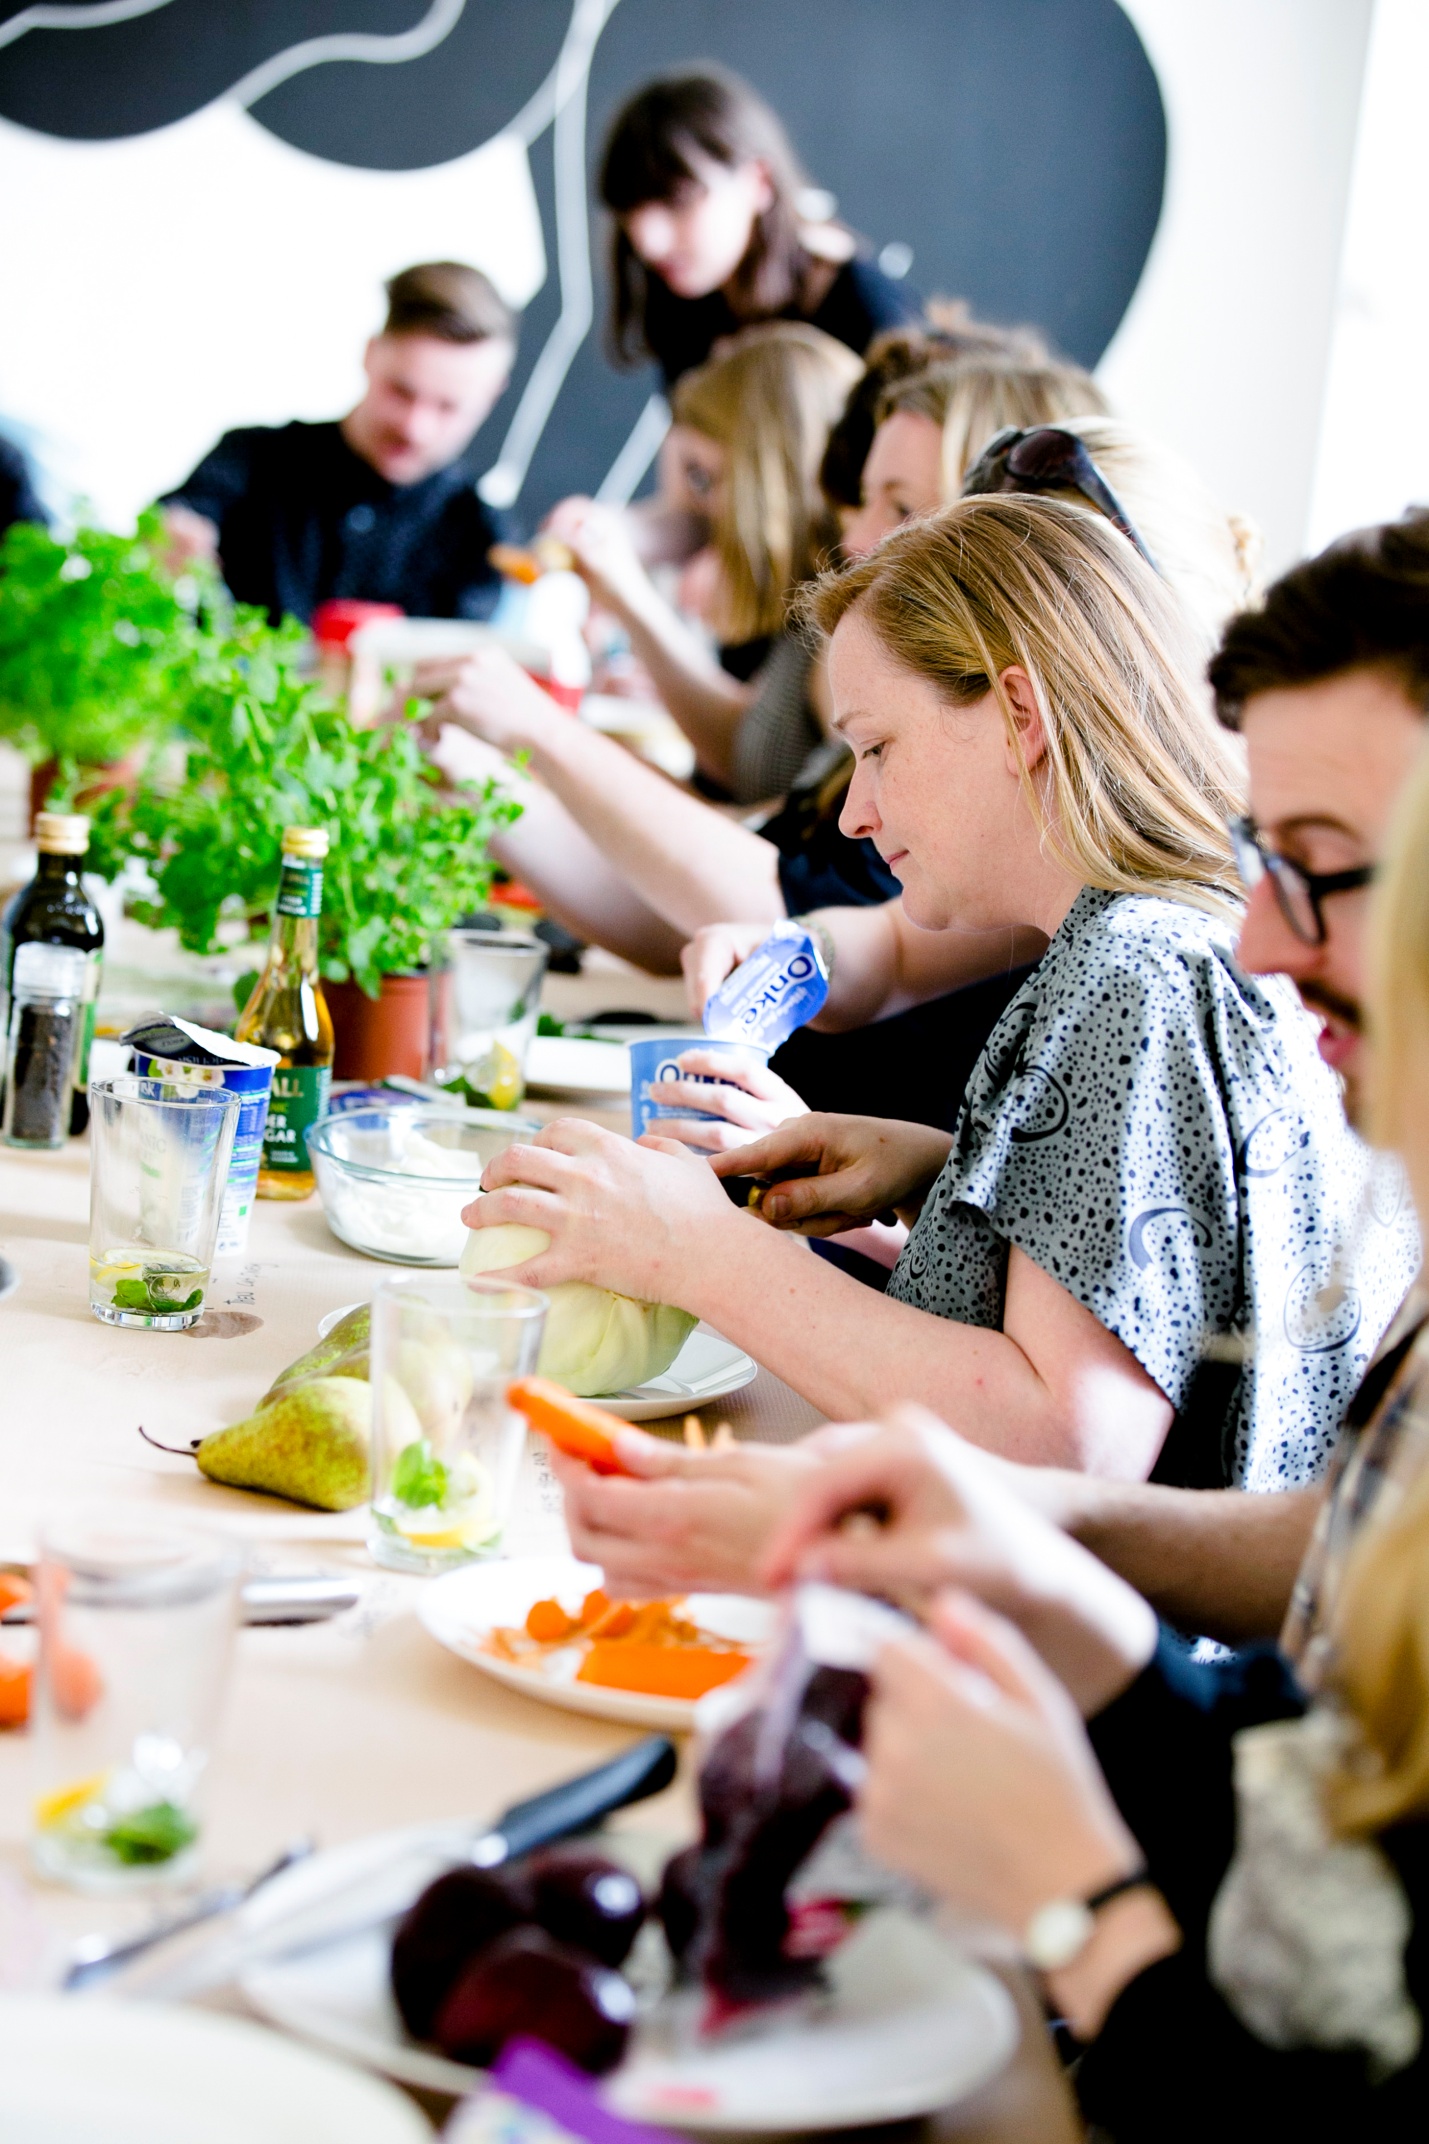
[{"x1": 961, "y1": 427, "x2": 1158, "y2": 571}]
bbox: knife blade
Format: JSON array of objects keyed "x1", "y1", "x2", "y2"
[{"x1": 2, "y1": 1575, "x2": 360, "y2": 1628}]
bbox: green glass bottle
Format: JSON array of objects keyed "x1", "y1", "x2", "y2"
[{"x1": 235, "y1": 827, "x2": 334, "y2": 1200}]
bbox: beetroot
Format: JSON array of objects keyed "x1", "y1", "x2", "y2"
[
  {"x1": 526, "y1": 1845, "x2": 646, "y2": 1966},
  {"x1": 390, "y1": 1863, "x2": 533, "y2": 2040},
  {"x1": 434, "y1": 1925, "x2": 636, "y2": 2073}
]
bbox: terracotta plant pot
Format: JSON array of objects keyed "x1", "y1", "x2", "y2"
[
  {"x1": 29, "y1": 754, "x2": 140, "y2": 832},
  {"x1": 327, "y1": 972, "x2": 431, "y2": 1082}
]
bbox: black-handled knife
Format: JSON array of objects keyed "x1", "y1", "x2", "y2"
[{"x1": 471, "y1": 1734, "x2": 678, "y2": 1868}]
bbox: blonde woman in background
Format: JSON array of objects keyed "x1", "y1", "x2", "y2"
[
  {"x1": 471, "y1": 498, "x2": 1401, "y2": 1490},
  {"x1": 543, "y1": 321, "x2": 861, "y2": 797}
]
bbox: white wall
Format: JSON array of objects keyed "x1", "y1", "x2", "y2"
[
  {"x1": 1099, "y1": 0, "x2": 1374, "y2": 574},
  {"x1": 0, "y1": 3, "x2": 1386, "y2": 569},
  {"x1": 0, "y1": 106, "x2": 543, "y2": 527},
  {"x1": 1306, "y1": 0, "x2": 1429, "y2": 549}
]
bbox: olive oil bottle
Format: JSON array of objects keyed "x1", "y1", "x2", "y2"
[{"x1": 236, "y1": 827, "x2": 334, "y2": 1200}]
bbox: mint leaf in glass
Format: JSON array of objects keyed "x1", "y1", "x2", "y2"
[
  {"x1": 103, "y1": 1801, "x2": 198, "y2": 1865},
  {"x1": 113, "y1": 1278, "x2": 152, "y2": 1312},
  {"x1": 392, "y1": 1438, "x2": 449, "y2": 1510}
]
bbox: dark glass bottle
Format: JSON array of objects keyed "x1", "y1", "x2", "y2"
[{"x1": 0, "y1": 812, "x2": 104, "y2": 1135}]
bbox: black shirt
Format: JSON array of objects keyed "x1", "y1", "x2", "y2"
[
  {"x1": 0, "y1": 432, "x2": 46, "y2": 539},
  {"x1": 645, "y1": 254, "x2": 916, "y2": 389},
  {"x1": 162, "y1": 420, "x2": 507, "y2": 626}
]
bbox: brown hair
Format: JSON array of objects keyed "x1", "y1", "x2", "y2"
[
  {"x1": 1209, "y1": 509, "x2": 1429, "y2": 727},
  {"x1": 801, "y1": 495, "x2": 1244, "y2": 910},
  {"x1": 819, "y1": 309, "x2": 1054, "y2": 509},
  {"x1": 599, "y1": 67, "x2": 814, "y2": 367},
  {"x1": 672, "y1": 322, "x2": 861, "y2": 642},
  {"x1": 882, "y1": 355, "x2": 1108, "y2": 497},
  {"x1": 382, "y1": 261, "x2": 516, "y2": 346}
]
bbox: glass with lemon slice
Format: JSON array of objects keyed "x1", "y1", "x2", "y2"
[
  {"x1": 31, "y1": 1513, "x2": 242, "y2": 1889},
  {"x1": 367, "y1": 1275, "x2": 546, "y2": 1575},
  {"x1": 431, "y1": 927, "x2": 549, "y2": 1110}
]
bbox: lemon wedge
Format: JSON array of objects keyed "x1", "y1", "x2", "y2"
[{"x1": 35, "y1": 1771, "x2": 109, "y2": 1829}]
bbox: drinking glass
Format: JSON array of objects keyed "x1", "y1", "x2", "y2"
[
  {"x1": 30, "y1": 1511, "x2": 243, "y2": 1891},
  {"x1": 431, "y1": 929, "x2": 550, "y2": 1110},
  {"x1": 88, "y1": 1073, "x2": 240, "y2": 1329},
  {"x1": 367, "y1": 1275, "x2": 547, "y2": 1574}
]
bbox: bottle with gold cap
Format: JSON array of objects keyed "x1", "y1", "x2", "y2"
[
  {"x1": 235, "y1": 827, "x2": 334, "y2": 1200},
  {"x1": 0, "y1": 812, "x2": 104, "y2": 1136}
]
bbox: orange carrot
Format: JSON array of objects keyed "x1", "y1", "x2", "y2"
[
  {"x1": 0, "y1": 1574, "x2": 32, "y2": 1617},
  {"x1": 0, "y1": 1657, "x2": 31, "y2": 1728},
  {"x1": 507, "y1": 1379, "x2": 629, "y2": 1474},
  {"x1": 52, "y1": 1646, "x2": 104, "y2": 1722},
  {"x1": 578, "y1": 1589, "x2": 612, "y2": 1627},
  {"x1": 576, "y1": 1642, "x2": 752, "y2": 1700},
  {"x1": 585, "y1": 1598, "x2": 638, "y2": 1640},
  {"x1": 525, "y1": 1598, "x2": 576, "y2": 1644}
]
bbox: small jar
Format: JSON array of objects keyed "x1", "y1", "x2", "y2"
[{"x1": 2, "y1": 942, "x2": 88, "y2": 1149}]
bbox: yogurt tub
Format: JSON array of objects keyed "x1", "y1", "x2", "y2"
[{"x1": 306, "y1": 1104, "x2": 542, "y2": 1265}]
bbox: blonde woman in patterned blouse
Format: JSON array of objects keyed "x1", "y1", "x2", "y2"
[{"x1": 470, "y1": 497, "x2": 1416, "y2": 1488}]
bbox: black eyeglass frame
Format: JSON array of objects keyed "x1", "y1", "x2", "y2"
[
  {"x1": 961, "y1": 426, "x2": 1159, "y2": 572},
  {"x1": 1227, "y1": 815, "x2": 1376, "y2": 947}
]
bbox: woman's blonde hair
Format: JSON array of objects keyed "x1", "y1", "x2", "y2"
[
  {"x1": 1329, "y1": 1456, "x2": 1429, "y2": 1836},
  {"x1": 802, "y1": 494, "x2": 1245, "y2": 909},
  {"x1": 1316, "y1": 742, "x2": 1429, "y2": 1836},
  {"x1": 672, "y1": 322, "x2": 862, "y2": 642},
  {"x1": 880, "y1": 354, "x2": 1108, "y2": 496}
]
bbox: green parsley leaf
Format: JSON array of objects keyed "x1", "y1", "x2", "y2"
[{"x1": 391, "y1": 1438, "x2": 449, "y2": 1511}]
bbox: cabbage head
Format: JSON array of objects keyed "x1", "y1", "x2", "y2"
[{"x1": 460, "y1": 1220, "x2": 696, "y2": 1396}]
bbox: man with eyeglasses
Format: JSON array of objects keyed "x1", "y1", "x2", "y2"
[{"x1": 1025, "y1": 508, "x2": 1429, "y2": 1662}]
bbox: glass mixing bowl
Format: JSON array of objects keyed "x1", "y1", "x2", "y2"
[{"x1": 306, "y1": 1104, "x2": 542, "y2": 1266}]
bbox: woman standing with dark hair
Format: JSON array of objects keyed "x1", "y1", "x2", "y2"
[{"x1": 598, "y1": 66, "x2": 915, "y2": 389}]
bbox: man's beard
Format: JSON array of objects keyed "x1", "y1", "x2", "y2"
[{"x1": 1297, "y1": 979, "x2": 1363, "y2": 1034}]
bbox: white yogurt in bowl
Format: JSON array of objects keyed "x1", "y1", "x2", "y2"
[{"x1": 307, "y1": 1105, "x2": 541, "y2": 1265}]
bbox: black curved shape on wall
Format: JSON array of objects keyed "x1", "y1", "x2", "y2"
[{"x1": 0, "y1": 0, "x2": 1165, "y2": 525}]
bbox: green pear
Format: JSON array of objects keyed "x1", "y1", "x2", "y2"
[
  {"x1": 264, "y1": 1305, "x2": 371, "y2": 1402},
  {"x1": 197, "y1": 1377, "x2": 372, "y2": 1510}
]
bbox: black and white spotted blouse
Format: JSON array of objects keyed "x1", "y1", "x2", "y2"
[{"x1": 886, "y1": 886, "x2": 1419, "y2": 1490}]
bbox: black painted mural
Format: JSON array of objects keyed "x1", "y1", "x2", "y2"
[{"x1": 0, "y1": 0, "x2": 1166, "y2": 526}]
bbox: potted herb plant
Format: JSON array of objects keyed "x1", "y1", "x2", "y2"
[
  {"x1": 88, "y1": 608, "x2": 522, "y2": 1078},
  {"x1": 0, "y1": 511, "x2": 209, "y2": 823}
]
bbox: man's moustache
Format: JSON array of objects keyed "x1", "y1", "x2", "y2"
[{"x1": 1296, "y1": 981, "x2": 1363, "y2": 1033}]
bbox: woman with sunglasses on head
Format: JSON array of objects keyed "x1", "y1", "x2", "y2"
[{"x1": 472, "y1": 497, "x2": 1402, "y2": 1493}]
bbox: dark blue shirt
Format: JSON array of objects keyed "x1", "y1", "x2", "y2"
[{"x1": 162, "y1": 419, "x2": 507, "y2": 626}]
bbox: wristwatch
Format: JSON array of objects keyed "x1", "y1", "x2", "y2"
[{"x1": 1024, "y1": 1868, "x2": 1151, "y2": 1972}]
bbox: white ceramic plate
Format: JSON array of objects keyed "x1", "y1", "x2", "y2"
[
  {"x1": 419, "y1": 1553, "x2": 775, "y2": 1730},
  {"x1": 238, "y1": 1827, "x2": 1019, "y2": 2129},
  {"x1": 315, "y1": 1311, "x2": 757, "y2": 1425},
  {"x1": 0, "y1": 1990, "x2": 430, "y2": 2144},
  {"x1": 524, "y1": 1035, "x2": 630, "y2": 1098}
]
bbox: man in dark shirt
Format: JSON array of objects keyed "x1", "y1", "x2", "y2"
[{"x1": 160, "y1": 261, "x2": 518, "y2": 625}]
